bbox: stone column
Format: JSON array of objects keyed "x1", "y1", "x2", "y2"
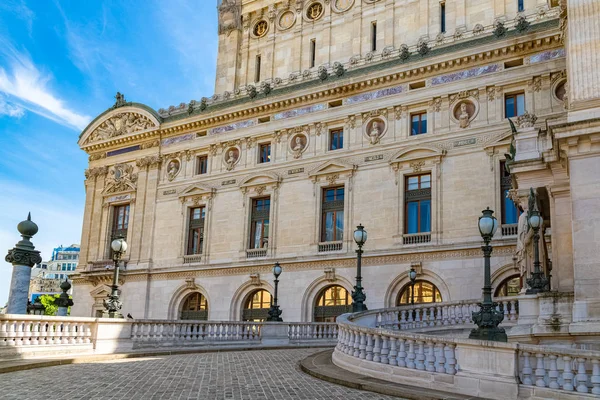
[
  {"x1": 55, "y1": 280, "x2": 74, "y2": 317},
  {"x1": 5, "y1": 213, "x2": 42, "y2": 315}
]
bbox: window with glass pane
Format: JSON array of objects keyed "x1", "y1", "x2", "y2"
[
  {"x1": 180, "y1": 292, "x2": 208, "y2": 320},
  {"x1": 329, "y1": 129, "x2": 343, "y2": 150},
  {"x1": 495, "y1": 275, "x2": 522, "y2": 297},
  {"x1": 314, "y1": 285, "x2": 353, "y2": 322},
  {"x1": 397, "y1": 281, "x2": 442, "y2": 304},
  {"x1": 505, "y1": 93, "x2": 525, "y2": 118},
  {"x1": 259, "y1": 143, "x2": 271, "y2": 163},
  {"x1": 196, "y1": 155, "x2": 208, "y2": 175},
  {"x1": 187, "y1": 206, "x2": 205, "y2": 255},
  {"x1": 411, "y1": 112, "x2": 427, "y2": 135},
  {"x1": 243, "y1": 289, "x2": 272, "y2": 322},
  {"x1": 112, "y1": 204, "x2": 130, "y2": 240},
  {"x1": 500, "y1": 161, "x2": 520, "y2": 224},
  {"x1": 322, "y1": 187, "x2": 344, "y2": 242},
  {"x1": 405, "y1": 174, "x2": 431, "y2": 234},
  {"x1": 250, "y1": 197, "x2": 270, "y2": 248}
]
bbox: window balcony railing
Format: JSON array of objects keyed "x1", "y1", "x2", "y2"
[
  {"x1": 246, "y1": 248, "x2": 268, "y2": 259},
  {"x1": 318, "y1": 241, "x2": 343, "y2": 252},
  {"x1": 402, "y1": 232, "x2": 431, "y2": 245},
  {"x1": 183, "y1": 254, "x2": 202, "y2": 264},
  {"x1": 501, "y1": 223, "x2": 518, "y2": 237}
]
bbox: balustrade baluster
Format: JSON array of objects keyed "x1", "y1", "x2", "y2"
[
  {"x1": 416, "y1": 340, "x2": 425, "y2": 370},
  {"x1": 406, "y1": 340, "x2": 416, "y2": 369},
  {"x1": 400, "y1": 310, "x2": 407, "y2": 330},
  {"x1": 372, "y1": 334, "x2": 381, "y2": 363},
  {"x1": 445, "y1": 344, "x2": 456, "y2": 375},
  {"x1": 535, "y1": 353, "x2": 546, "y2": 387},
  {"x1": 397, "y1": 338, "x2": 407, "y2": 367},
  {"x1": 442, "y1": 306, "x2": 449, "y2": 326},
  {"x1": 548, "y1": 355, "x2": 559, "y2": 389},
  {"x1": 521, "y1": 352, "x2": 533, "y2": 385},
  {"x1": 436, "y1": 343, "x2": 446, "y2": 373},
  {"x1": 388, "y1": 337, "x2": 398, "y2": 366},
  {"x1": 380, "y1": 335, "x2": 389, "y2": 363},
  {"x1": 435, "y1": 306, "x2": 442, "y2": 326},
  {"x1": 562, "y1": 356, "x2": 574, "y2": 391},
  {"x1": 510, "y1": 300, "x2": 517, "y2": 321},
  {"x1": 576, "y1": 357, "x2": 589, "y2": 393},
  {"x1": 363, "y1": 333, "x2": 371, "y2": 360},
  {"x1": 353, "y1": 331, "x2": 360, "y2": 358},
  {"x1": 30, "y1": 322, "x2": 39, "y2": 345},
  {"x1": 592, "y1": 359, "x2": 600, "y2": 395},
  {"x1": 344, "y1": 330, "x2": 353, "y2": 354},
  {"x1": 426, "y1": 341, "x2": 435, "y2": 372}
]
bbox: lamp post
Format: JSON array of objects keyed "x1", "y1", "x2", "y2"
[
  {"x1": 267, "y1": 262, "x2": 283, "y2": 322},
  {"x1": 351, "y1": 224, "x2": 368, "y2": 312},
  {"x1": 525, "y1": 209, "x2": 549, "y2": 294},
  {"x1": 409, "y1": 267, "x2": 417, "y2": 320},
  {"x1": 103, "y1": 237, "x2": 127, "y2": 318},
  {"x1": 469, "y1": 208, "x2": 507, "y2": 342}
]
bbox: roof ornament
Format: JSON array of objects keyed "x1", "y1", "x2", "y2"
[{"x1": 113, "y1": 92, "x2": 128, "y2": 109}]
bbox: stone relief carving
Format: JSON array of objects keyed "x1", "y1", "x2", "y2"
[
  {"x1": 516, "y1": 111, "x2": 537, "y2": 129},
  {"x1": 166, "y1": 159, "x2": 181, "y2": 181},
  {"x1": 458, "y1": 103, "x2": 471, "y2": 128},
  {"x1": 363, "y1": 116, "x2": 387, "y2": 145},
  {"x1": 224, "y1": 147, "x2": 240, "y2": 171},
  {"x1": 104, "y1": 164, "x2": 137, "y2": 194},
  {"x1": 290, "y1": 133, "x2": 308, "y2": 159},
  {"x1": 89, "y1": 153, "x2": 106, "y2": 162},
  {"x1": 85, "y1": 166, "x2": 109, "y2": 180},
  {"x1": 90, "y1": 112, "x2": 155, "y2": 142},
  {"x1": 218, "y1": 0, "x2": 241, "y2": 35}
]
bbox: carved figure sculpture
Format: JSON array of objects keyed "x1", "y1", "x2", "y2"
[
  {"x1": 225, "y1": 150, "x2": 237, "y2": 170},
  {"x1": 167, "y1": 160, "x2": 180, "y2": 181},
  {"x1": 459, "y1": 103, "x2": 471, "y2": 128},
  {"x1": 369, "y1": 121, "x2": 382, "y2": 144},
  {"x1": 292, "y1": 136, "x2": 306, "y2": 159}
]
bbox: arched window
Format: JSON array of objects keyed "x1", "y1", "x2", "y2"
[
  {"x1": 495, "y1": 275, "x2": 521, "y2": 297},
  {"x1": 180, "y1": 292, "x2": 208, "y2": 320},
  {"x1": 313, "y1": 285, "x2": 353, "y2": 322},
  {"x1": 242, "y1": 289, "x2": 272, "y2": 321},
  {"x1": 397, "y1": 281, "x2": 442, "y2": 305}
]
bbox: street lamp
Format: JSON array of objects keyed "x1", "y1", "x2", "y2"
[
  {"x1": 525, "y1": 209, "x2": 549, "y2": 294},
  {"x1": 469, "y1": 208, "x2": 507, "y2": 342},
  {"x1": 351, "y1": 224, "x2": 368, "y2": 312},
  {"x1": 409, "y1": 267, "x2": 417, "y2": 320},
  {"x1": 267, "y1": 262, "x2": 283, "y2": 321},
  {"x1": 103, "y1": 237, "x2": 127, "y2": 318}
]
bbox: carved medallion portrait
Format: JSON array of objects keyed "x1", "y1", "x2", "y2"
[
  {"x1": 223, "y1": 147, "x2": 240, "y2": 171},
  {"x1": 306, "y1": 2, "x2": 324, "y2": 21},
  {"x1": 452, "y1": 101, "x2": 476, "y2": 129},
  {"x1": 166, "y1": 159, "x2": 181, "y2": 181},
  {"x1": 277, "y1": 10, "x2": 296, "y2": 31},
  {"x1": 332, "y1": 0, "x2": 354, "y2": 13},
  {"x1": 363, "y1": 116, "x2": 387, "y2": 145},
  {"x1": 289, "y1": 133, "x2": 308, "y2": 159},
  {"x1": 253, "y1": 20, "x2": 268, "y2": 38}
]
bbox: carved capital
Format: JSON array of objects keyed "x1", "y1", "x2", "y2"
[{"x1": 5, "y1": 248, "x2": 42, "y2": 267}]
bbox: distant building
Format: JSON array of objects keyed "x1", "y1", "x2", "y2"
[{"x1": 29, "y1": 244, "x2": 80, "y2": 302}]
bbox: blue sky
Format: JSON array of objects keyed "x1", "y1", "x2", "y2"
[{"x1": 0, "y1": 1, "x2": 218, "y2": 305}]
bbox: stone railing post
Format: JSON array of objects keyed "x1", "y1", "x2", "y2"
[{"x1": 5, "y1": 213, "x2": 42, "y2": 315}]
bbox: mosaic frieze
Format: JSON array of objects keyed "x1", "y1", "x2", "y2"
[
  {"x1": 209, "y1": 119, "x2": 256, "y2": 135},
  {"x1": 344, "y1": 85, "x2": 404, "y2": 105},
  {"x1": 430, "y1": 64, "x2": 501, "y2": 86},
  {"x1": 161, "y1": 133, "x2": 195, "y2": 147},
  {"x1": 273, "y1": 103, "x2": 326, "y2": 121},
  {"x1": 529, "y1": 48, "x2": 566, "y2": 64}
]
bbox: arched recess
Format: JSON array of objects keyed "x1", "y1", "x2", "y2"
[
  {"x1": 229, "y1": 279, "x2": 274, "y2": 321},
  {"x1": 167, "y1": 281, "x2": 211, "y2": 320},
  {"x1": 384, "y1": 269, "x2": 450, "y2": 308},
  {"x1": 301, "y1": 275, "x2": 354, "y2": 322},
  {"x1": 491, "y1": 262, "x2": 521, "y2": 296}
]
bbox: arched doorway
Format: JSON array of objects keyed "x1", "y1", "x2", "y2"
[
  {"x1": 397, "y1": 281, "x2": 442, "y2": 305},
  {"x1": 313, "y1": 285, "x2": 353, "y2": 322},
  {"x1": 180, "y1": 292, "x2": 208, "y2": 320},
  {"x1": 494, "y1": 275, "x2": 521, "y2": 297},
  {"x1": 242, "y1": 289, "x2": 272, "y2": 321}
]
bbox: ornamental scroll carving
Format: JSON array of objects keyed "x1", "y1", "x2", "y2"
[
  {"x1": 104, "y1": 164, "x2": 138, "y2": 194},
  {"x1": 90, "y1": 112, "x2": 155, "y2": 142}
]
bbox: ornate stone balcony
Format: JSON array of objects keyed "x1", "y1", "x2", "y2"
[
  {"x1": 183, "y1": 254, "x2": 203, "y2": 264},
  {"x1": 318, "y1": 241, "x2": 343, "y2": 253},
  {"x1": 402, "y1": 232, "x2": 431, "y2": 245},
  {"x1": 246, "y1": 248, "x2": 268, "y2": 259},
  {"x1": 502, "y1": 223, "x2": 519, "y2": 237}
]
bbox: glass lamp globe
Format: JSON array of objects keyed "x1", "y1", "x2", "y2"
[
  {"x1": 528, "y1": 209, "x2": 542, "y2": 229},
  {"x1": 111, "y1": 238, "x2": 128, "y2": 253},
  {"x1": 478, "y1": 208, "x2": 498, "y2": 238},
  {"x1": 409, "y1": 268, "x2": 417, "y2": 282},
  {"x1": 353, "y1": 224, "x2": 367, "y2": 246},
  {"x1": 273, "y1": 262, "x2": 282, "y2": 277}
]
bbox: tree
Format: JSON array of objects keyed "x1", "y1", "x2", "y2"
[{"x1": 38, "y1": 294, "x2": 59, "y2": 316}]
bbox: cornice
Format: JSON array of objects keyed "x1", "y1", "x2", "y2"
[{"x1": 82, "y1": 20, "x2": 561, "y2": 154}]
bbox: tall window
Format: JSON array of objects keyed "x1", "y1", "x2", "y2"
[
  {"x1": 112, "y1": 204, "x2": 130, "y2": 240},
  {"x1": 411, "y1": 112, "x2": 427, "y2": 135},
  {"x1": 495, "y1": 275, "x2": 521, "y2": 297},
  {"x1": 250, "y1": 197, "x2": 270, "y2": 249},
  {"x1": 322, "y1": 187, "x2": 344, "y2": 242},
  {"x1": 180, "y1": 292, "x2": 208, "y2": 320},
  {"x1": 196, "y1": 155, "x2": 208, "y2": 175},
  {"x1": 259, "y1": 143, "x2": 271, "y2": 163},
  {"x1": 314, "y1": 285, "x2": 353, "y2": 322},
  {"x1": 310, "y1": 39, "x2": 316, "y2": 68},
  {"x1": 255, "y1": 55, "x2": 261, "y2": 83},
  {"x1": 505, "y1": 92, "x2": 525, "y2": 118},
  {"x1": 440, "y1": 2, "x2": 446, "y2": 33},
  {"x1": 405, "y1": 174, "x2": 431, "y2": 234},
  {"x1": 500, "y1": 161, "x2": 519, "y2": 225},
  {"x1": 518, "y1": 0, "x2": 524, "y2": 12},
  {"x1": 243, "y1": 289, "x2": 272, "y2": 321},
  {"x1": 329, "y1": 129, "x2": 343, "y2": 150},
  {"x1": 398, "y1": 281, "x2": 442, "y2": 304},
  {"x1": 187, "y1": 207, "x2": 205, "y2": 255},
  {"x1": 371, "y1": 21, "x2": 377, "y2": 52}
]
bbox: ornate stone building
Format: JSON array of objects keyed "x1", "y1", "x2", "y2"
[{"x1": 71, "y1": 0, "x2": 598, "y2": 334}]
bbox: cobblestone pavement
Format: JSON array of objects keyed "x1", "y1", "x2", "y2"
[{"x1": 2, "y1": 348, "x2": 403, "y2": 400}]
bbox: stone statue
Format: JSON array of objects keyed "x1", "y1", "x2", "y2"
[
  {"x1": 458, "y1": 103, "x2": 470, "y2": 128},
  {"x1": 167, "y1": 160, "x2": 179, "y2": 181},
  {"x1": 515, "y1": 188, "x2": 546, "y2": 291},
  {"x1": 369, "y1": 121, "x2": 382, "y2": 144},
  {"x1": 292, "y1": 136, "x2": 305, "y2": 159},
  {"x1": 225, "y1": 150, "x2": 237, "y2": 170}
]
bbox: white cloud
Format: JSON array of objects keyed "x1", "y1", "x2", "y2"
[
  {"x1": 0, "y1": 96, "x2": 24, "y2": 118},
  {"x1": 0, "y1": 45, "x2": 91, "y2": 130}
]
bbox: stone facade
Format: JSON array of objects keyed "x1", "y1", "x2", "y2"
[{"x1": 71, "y1": 0, "x2": 599, "y2": 327}]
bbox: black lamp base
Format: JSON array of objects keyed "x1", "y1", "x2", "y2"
[{"x1": 469, "y1": 327, "x2": 508, "y2": 342}]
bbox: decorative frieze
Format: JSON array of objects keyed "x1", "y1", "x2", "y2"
[
  {"x1": 89, "y1": 112, "x2": 155, "y2": 143},
  {"x1": 431, "y1": 64, "x2": 501, "y2": 86},
  {"x1": 209, "y1": 119, "x2": 256, "y2": 135},
  {"x1": 104, "y1": 164, "x2": 138, "y2": 194},
  {"x1": 273, "y1": 103, "x2": 326, "y2": 120},
  {"x1": 529, "y1": 48, "x2": 565, "y2": 64},
  {"x1": 344, "y1": 85, "x2": 404, "y2": 105}
]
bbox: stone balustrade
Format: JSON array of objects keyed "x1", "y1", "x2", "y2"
[
  {"x1": 131, "y1": 321, "x2": 262, "y2": 344},
  {"x1": 334, "y1": 306, "x2": 600, "y2": 399},
  {"x1": 0, "y1": 315, "x2": 94, "y2": 347}
]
